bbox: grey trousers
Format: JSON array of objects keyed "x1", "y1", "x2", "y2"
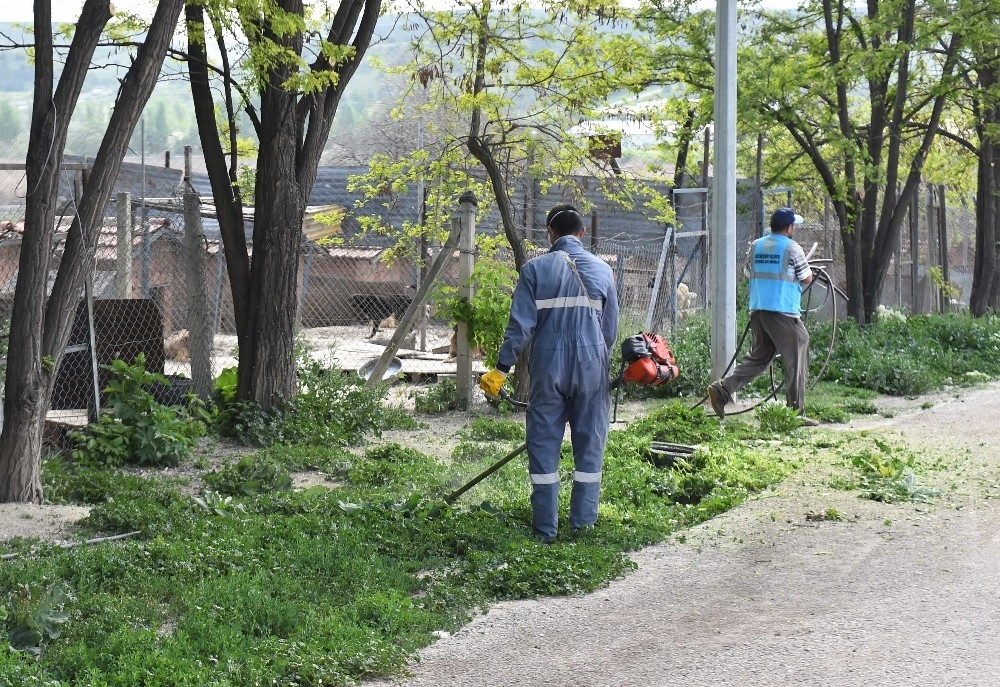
[{"x1": 718, "y1": 310, "x2": 810, "y2": 412}]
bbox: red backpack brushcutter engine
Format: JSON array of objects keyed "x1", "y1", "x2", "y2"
[{"x1": 617, "y1": 332, "x2": 680, "y2": 388}]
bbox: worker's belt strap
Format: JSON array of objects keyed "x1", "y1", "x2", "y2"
[
  {"x1": 574, "y1": 471, "x2": 602, "y2": 483},
  {"x1": 530, "y1": 472, "x2": 560, "y2": 485}
]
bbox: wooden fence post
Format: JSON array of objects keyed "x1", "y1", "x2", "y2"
[
  {"x1": 456, "y1": 191, "x2": 478, "y2": 410},
  {"x1": 115, "y1": 192, "x2": 132, "y2": 298},
  {"x1": 183, "y1": 147, "x2": 212, "y2": 399}
]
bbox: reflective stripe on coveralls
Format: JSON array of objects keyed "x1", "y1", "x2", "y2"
[
  {"x1": 536, "y1": 295, "x2": 604, "y2": 311},
  {"x1": 497, "y1": 235, "x2": 619, "y2": 540}
]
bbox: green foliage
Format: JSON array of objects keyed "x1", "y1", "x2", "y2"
[
  {"x1": 192, "y1": 490, "x2": 246, "y2": 517},
  {"x1": 205, "y1": 455, "x2": 294, "y2": 496},
  {"x1": 351, "y1": 0, "x2": 655, "y2": 272},
  {"x1": 412, "y1": 378, "x2": 459, "y2": 414},
  {"x1": 435, "y1": 235, "x2": 518, "y2": 367},
  {"x1": 928, "y1": 266, "x2": 961, "y2": 301},
  {"x1": 348, "y1": 444, "x2": 443, "y2": 494},
  {"x1": 465, "y1": 416, "x2": 525, "y2": 442},
  {"x1": 626, "y1": 402, "x2": 720, "y2": 446},
  {"x1": 841, "y1": 398, "x2": 879, "y2": 415},
  {"x1": 662, "y1": 312, "x2": 713, "y2": 397},
  {"x1": 213, "y1": 366, "x2": 238, "y2": 405},
  {"x1": 71, "y1": 354, "x2": 206, "y2": 468},
  {"x1": 459, "y1": 543, "x2": 636, "y2": 600},
  {"x1": 754, "y1": 401, "x2": 805, "y2": 433},
  {"x1": 221, "y1": 356, "x2": 393, "y2": 447},
  {"x1": 839, "y1": 439, "x2": 941, "y2": 504},
  {"x1": 805, "y1": 401, "x2": 852, "y2": 424},
  {"x1": 10, "y1": 387, "x2": 815, "y2": 685},
  {"x1": 5, "y1": 584, "x2": 71, "y2": 658},
  {"x1": 816, "y1": 313, "x2": 1000, "y2": 395}
]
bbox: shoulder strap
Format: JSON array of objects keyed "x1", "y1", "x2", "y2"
[{"x1": 558, "y1": 251, "x2": 602, "y2": 314}]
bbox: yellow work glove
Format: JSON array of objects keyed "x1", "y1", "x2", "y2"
[{"x1": 479, "y1": 369, "x2": 508, "y2": 397}]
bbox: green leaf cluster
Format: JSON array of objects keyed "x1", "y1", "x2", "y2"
[
  {"x1": 435, "y1": 234, "x2": 518, "y2": 366},
  {"x1": 70, "y1": 354, "x2": 207, "y2": 468},
  {"x1": 816, "y1": 312, "x2": 1000, "y2": 395},
  {"x1": 218, "y1": 352, "x2": 395, "y2": 447}
]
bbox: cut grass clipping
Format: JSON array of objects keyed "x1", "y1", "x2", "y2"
[
  {"x1": 831, "y1": 437, "x2": 942, "y2": 504},
  {"x1": 2, "y1": 403, "x2": 815, "y2": 684}
]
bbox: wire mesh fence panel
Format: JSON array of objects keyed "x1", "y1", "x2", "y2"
[
  {"x1": 294, "y1": 241, "x2": 466, "y2": 381},
  {"x1": 0, "y1": 131, "x2": 986, "y2": 430}
]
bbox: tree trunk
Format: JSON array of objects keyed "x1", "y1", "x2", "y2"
[
  {"x1": 188, "y1": 0, "x2": 380, "y2": 408},
  {"x1": 0, "y1": 0, "x2": 111, "y2": 503},
  {"x1": 186, "y1": 2, "x2": 251, "y2": 355},
  {"x1": 972, "y1": 138, "x2": 1000, "y2": 315},
  {"x1": 672, "y1": 106, "x2": 695, "y2": 190},
  {"x1": 841, "y1": 215, "x2": 866, "y2": 323},
  {"x1": 971, "y1": 66, "x2": 1000, "y2": 315},
  {"x1": 0, "y1": 0, "x2": 184, "y2": 503},
  {"x1": 235, "y1": 0, "x2": 304, "y2": 407},
  {"x1": 239, "y1": 165, "x2": 302, "y2": 405}
]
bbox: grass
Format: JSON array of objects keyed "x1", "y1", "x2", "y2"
[
  {"x1": 1, "y1": 400, "x2": 810, "y2": 686},
  {"x1": 5, "y1": 310, "x2": 1000, "y2": 684},
  {"x1": 636, "y1": 310, "x2": 1000, "y2": 407}
]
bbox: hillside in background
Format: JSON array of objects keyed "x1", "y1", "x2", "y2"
[{"x1": 0, "y1": 16, "x2": 417, "y2": 159}]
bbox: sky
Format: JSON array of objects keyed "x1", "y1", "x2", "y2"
[{"x1": 0, "y1": 0, "x2": 806, "y2": 23}]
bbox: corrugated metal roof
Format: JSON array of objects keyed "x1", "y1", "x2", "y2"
[{"x1": 7, "y1": 161, "x2": 763, "y2": 255}]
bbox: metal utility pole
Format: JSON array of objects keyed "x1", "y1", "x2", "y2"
[{"x1": 710, "y1": 0, "x2": 738, "y2": 381}]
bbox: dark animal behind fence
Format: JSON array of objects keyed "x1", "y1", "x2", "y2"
[{"x1": 352, "y1": 293, "x2": 415, "y2": 338}]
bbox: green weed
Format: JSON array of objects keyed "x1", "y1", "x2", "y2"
[
  {"x1": 220, "y1": 356, "x2": 393, "y2": 447},
  {"x1": 7, "y1": 391, "x2": 815, "y2": 685},
  {"x1": 412, "y1": 379, "x2": 459, "y2": 414},
  {"x1": 754, "y1": 401, "x2": 805, "y2": 433},
  {"x1": 451, "y1": 440, "x2": 511, "y2": 463},
  {"x1": 204, "y1": 454, "x2": 293, "y2": 496},
  {"x1": 70, "y1": 354, "x2": 207, "y2": 468},
  {"x1": 841, "y1": 439, "x2": 942, "y2": 504},
  {"x1": 814, "y1": 313, "x2": 1000, "y2": 395},
  {"x1": 465, "y1": 416, "x2": 525, "y2": 442}
]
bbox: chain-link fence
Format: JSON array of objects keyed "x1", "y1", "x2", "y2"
[{"x1": 0, "y1": 138, "x2": 981, "y2": 430}]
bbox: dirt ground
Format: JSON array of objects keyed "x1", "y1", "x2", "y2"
[
  {"x1": 365, "y1": 384, "x2": 1000, "y2": 687},
  {"x1": 5, "y1": 384, "x2": 1000, "y2": 685}
]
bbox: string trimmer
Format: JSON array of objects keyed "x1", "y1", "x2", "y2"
[
  {"x1": 445, "y1": 333, "x2": 681, "y2": 504},
  {"x1": 444, "y1": 389, "x2": 528, "y2": 504}
]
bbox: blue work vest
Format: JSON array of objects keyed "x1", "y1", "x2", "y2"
[{"x1": 749, "y1": 233, "x2": 802, "y2": 315}]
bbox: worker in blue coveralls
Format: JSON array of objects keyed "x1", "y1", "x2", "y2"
[
  {"x1": 479, "y1": 204, "x2": 619, "y2": 543},
  {"x1": 707, "y1": 207, "x2": 819, "y2": 427}
]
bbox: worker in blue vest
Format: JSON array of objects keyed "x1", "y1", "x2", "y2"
[
  {"x1": 479, "y1": 204, "x2": 619, "y2": 543},
  {"x1": 707, "y1": 207, "x2": 819, "y2": 427}
]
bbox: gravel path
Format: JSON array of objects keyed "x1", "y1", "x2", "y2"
[{"x1": 369, "y1": 384, "x2": 1000, "y2": 687}]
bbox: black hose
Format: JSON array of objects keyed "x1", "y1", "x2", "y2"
[{"x1": 690, "y1": 263, "x2": 842, "y2": 416}]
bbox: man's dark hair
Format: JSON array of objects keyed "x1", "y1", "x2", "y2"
[{"x1": 546, "y1": 204, "x2": 585, "y2": 237}]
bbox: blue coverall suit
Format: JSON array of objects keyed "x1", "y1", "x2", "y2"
[{"x1": 496, "y1": 235, "x2": 619, "y2": 540}]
